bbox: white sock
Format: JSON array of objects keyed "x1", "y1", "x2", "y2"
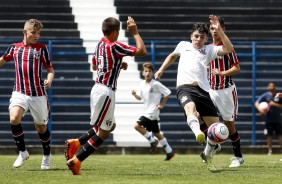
[
  {"x1": 159, "y1": 138, "x2": 172, "y2": 153},
  {"x1": 204, "y1": 137, "x2": 217, "y2": 156},
  {"x1": 143, "y1": 132, "x2": 155, "y2": 143},
  {"x1": 187, "y1": 115, "x2": 201, "y2": 137}
]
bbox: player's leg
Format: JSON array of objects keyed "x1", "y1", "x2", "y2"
[
  {"x1": 266, "y1": 124, "x2": 273, "y2": 155},
  {"x1": 276, "y1": 123, "x2": 282, "y2": 153},
  {"x1": 224, "y1": 121, "x2": 244, "y2": 167},
  {"x1": 30, "y1": 95, "x2": 52, "y2": 169},
  {"x1": 67, "y1": 126, "x2": 112, "y2": 175},
  {"x1": 154, "y1": 132, "x2": 175, "y2": 161},
  {"x1": 135, "y1": 117, "x2": 157, "y2": 153},
  {"x1": 177, "y1": 86, "x2": 205, "y2": 145},
  {"x1": 66, "y1": 85, "x2": 115, "y2": 175},
  {"x1": 9, "y1": 92, "x2": 29, "y2": 168},
  {"x1": 65, "y1": 85, "x2": 104, "y2": 160}
]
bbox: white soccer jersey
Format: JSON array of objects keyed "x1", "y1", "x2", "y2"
[
  {"x1": 173, "y1": 41, "x2": 220, "y2": 92},
  {"x1": 136, "y1": 79, "x2": 171, "y2": 120}
]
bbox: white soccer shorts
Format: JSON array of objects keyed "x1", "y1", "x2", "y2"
[
  {"x1": 209, "y1": 84, "x2": 238, "y2": 121},
  {"x1": 90, "y1": 83, "x2": 115, "y2": 131},
  {"x1": 9, "y1": 91, "x2": 49, "y2": 125}
]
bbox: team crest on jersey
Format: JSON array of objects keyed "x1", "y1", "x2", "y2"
[
  {"x1": 106, "y1": 119, "x2": 113, "y2": 126},
  {"x1": 181, "y1": 96, "x2": 188, "y2": 103},
  {"x1": 198, "y1": 49, "x2": 206, "y2": 55},
  {"x1": 33, "y1": 50, "x2": 41, "y2": 59}
]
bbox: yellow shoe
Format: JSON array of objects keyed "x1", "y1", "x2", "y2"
[
  {"x1": 196, "y1": 132, "x2": 205, "y2": 145},
  {"x1": 66, "y1": 157, "x2": 81, "y2": 175},
  {"x1": 65, "y1": 139, "x2": 80, "y2": 160}
]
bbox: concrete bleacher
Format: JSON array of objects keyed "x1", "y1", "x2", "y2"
[{"x1": 115, "y1": 0, "x2": 282, "y2": 147}]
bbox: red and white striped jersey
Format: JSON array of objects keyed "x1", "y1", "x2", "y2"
[
  {"x1": 209, "y1": 42, "x2": 239, "y2": 90},
  {"x1": 92, "y1": 38, "x2": 137, "y2": 91},
  {"x1": 2, "y1": 41, "x2": 53, "y2": 96}
]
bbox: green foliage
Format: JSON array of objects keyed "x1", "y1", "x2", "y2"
[{"x1": 0, "y1": 154, "x2": 281, "y2": 184}]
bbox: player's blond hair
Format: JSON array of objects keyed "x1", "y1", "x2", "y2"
[{"x1": 24, "y1": 19, "x2": 43, "y2": 31}]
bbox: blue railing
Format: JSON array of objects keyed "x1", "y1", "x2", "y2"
[{"x1": 1, "y1": 39, "x2": 282, "y2": 145}]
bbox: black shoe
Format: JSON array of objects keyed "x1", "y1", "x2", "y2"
[
  {"x1": 149, "y1": 139, "x2": 159, "y2": 153},
  {"x1": 165, "y1": 150, "x2": 176, "y2": 161}
]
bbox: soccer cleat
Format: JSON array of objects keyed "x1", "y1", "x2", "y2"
[
  {"x1": 200, "y1": 151, "x2": 216, "y2": 171},
  {"x1": 229, "y1": 156, "x2": 244, "y2": 168},
  {"x1": 13, "y1": 150, "x2": 29, "y2": 168},
  {"x1": 41, "y1": 154, "x2": 51, "y2": 170},
  {"x1": 196, "y1": 132, "x2": 206, "y2": 145},
  {"x1": 164, "y1": 150, "x2": 176, "y2": 161},
  {"x1": 149, "y1": 139, "x2": 159, "y2": 154},
  {"x1": 66, "y1": 157, "x2": 81, "y2": 175},
  {"x1": 202, "y1": 144, "x2": 221, "y2": 163},
  {"x1": 211, "y1": 144, "x2": 221, "y2": 156},
  {"x1": 65, "y1": 139, "x2": 80, "y2": 160}
]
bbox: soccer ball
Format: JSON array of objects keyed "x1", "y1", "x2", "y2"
[
  {"x1": 259, "y1": 102, "x2": 269, "y2": 112},
  {"x1": 207, "y1": 122, "x2": 229, "y2": 144}
]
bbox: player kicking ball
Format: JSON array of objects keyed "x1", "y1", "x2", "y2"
[{"x1": 155, "y1": 15, "x2": 235, "y2": 171}]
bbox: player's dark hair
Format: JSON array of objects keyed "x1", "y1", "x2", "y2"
[
  {"x1": 142, "y1": 62, "x2": 154, "y2": 72},
  {"x1": 192, "y1": 22, "x2": 209, "y2": 35},
  {"x1": 102, "y1": 17, "x2": 120, "y2": 36}
]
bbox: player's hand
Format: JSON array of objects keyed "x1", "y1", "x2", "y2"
[
  {"x1": 131, "y1": 90, "x2": 136, "y2": 96},
  {"x1": 127, "y1": 16, "x2": 138, "y2": 35},
  {"x1": 275, "y1": 93, "x2": 282, "y2": 98},
  {"x1": 44, "y1": 79, "x2": 52, "y2": 89},
  {"x1": 154, "y1": 70, "x2": 163, "y2": 80},
  {"x1": 157, "y1": 104, "x2": 164, "y2": 110},
  {"x1": 121, "y1": 62, "x2": 128, "y2": 70},
  {"x1": 209, "y1": 15, "x2": 221, "y2": 32},
  {"x1": 211, "y1": 68, "x2": 223, "y2": 76}
]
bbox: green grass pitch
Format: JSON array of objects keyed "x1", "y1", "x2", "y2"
[{"x1": 0, "y1": 154, "x2": 281, "y2": 184}]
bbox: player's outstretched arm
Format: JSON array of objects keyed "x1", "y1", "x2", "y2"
[
  {"x1": 209, "y1": 15, "x2": 234, "y2": 56},
  {"x1": 127, "y1": 16, "x2": 147, "y2": 57},
  {"x1": 212, "y1": 64, "x2": 240, "y2": 76},
  {"x1": 155, "y1": 52, "x2": 178, "y2": 80}
]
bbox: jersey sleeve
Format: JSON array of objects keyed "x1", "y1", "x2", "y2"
[
  {"x1": 209, "y1": 45, "x2": 221, "y2": 63},
  {"x1": 41, "y1": 45, "x2": 53, "y2": 69},
  {"x1": 2, "y1": 44, "x2": 15, "y2": 62},
  {"x1": 256, "y1": 92, "x2": 268, "y2": 103},
  {"x1": 114, "y1": 41, "x2": 137, "y2": 58},
  {"x1": 227, "y1": 50, "x2": 239, "y2": 66},
  {"x1": 172, "y1": 41, "x2": 186, "y2": 56},
  {"x1": 156, "y1": 81, "x2": 171, "y2": 97}
]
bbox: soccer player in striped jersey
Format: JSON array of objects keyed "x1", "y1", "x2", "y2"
[
  {"x1": 207, "y1": 16, "x2": 244, "y2": 168},
  {"x1": 0, "y1": 19, "x2": 54, "y2": 169},
  {"x1": 65, "y1": 16, "x2": 147, "y2": 175}
]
